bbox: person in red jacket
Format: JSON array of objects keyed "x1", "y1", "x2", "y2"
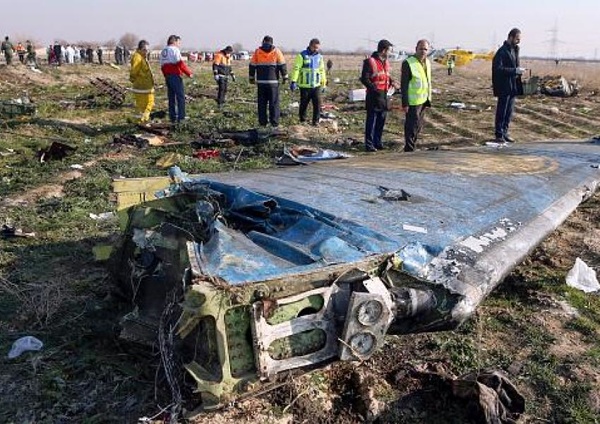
[{"x1": 160, "y1": 35, "x2": 193, "y2": 123}]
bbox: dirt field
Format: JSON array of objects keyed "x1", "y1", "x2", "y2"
[{"x1": 0, "y1": 56, "x2": 599, "y2": 423}]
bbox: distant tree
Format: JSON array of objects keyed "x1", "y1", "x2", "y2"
[
  {"x1": 119, "y1": 33, "x2": 139, "y2": 50},
  {"x1": 105, "y1": 39, "x2": 117, "y2": 49},
  {"x1": 232, "y1": 42, "x2": 245, "y2": 52}
]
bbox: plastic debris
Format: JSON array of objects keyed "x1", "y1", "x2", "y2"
[
  {"x1": 70, "y1": 164, "x2": 84, "y2": 170},
  {"x1": 89, "y1": 212, "x2": 115, "y2": 220},
  {"x1": 8, "y1": 336, "x2": 44, "y2": 359},
  {"x1": 402, "y1": 224, "x2": 428, "y2": 234},
  {"x1": 193, "y1": 149, "x2": 220, "y2": 160},
  {"x1": 449, "y1": 102, "x2": 466, "y2": 109},
  {"x1": 566, "y1": 257, "x2": 599, "y2": 293},
  {"x1": 378, "y1": 186, "x2": 411, "y2": 201},
  {"x1": 348, "y1": 89, "x2": 367, "y2": 102}
]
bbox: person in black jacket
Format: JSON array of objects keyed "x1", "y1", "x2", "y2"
[
  {"x1": 492, "y1": 28, "x2": 525, "y2": 143},
  {"x1": 360, "y1": 39, "x2": 399, "y2": 152}
]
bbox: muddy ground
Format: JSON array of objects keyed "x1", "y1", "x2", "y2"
[{"x1": 0, "y1": 56, "x2": 599, "y2": 423}]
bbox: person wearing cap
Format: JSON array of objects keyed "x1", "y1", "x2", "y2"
[
  {"x1": 360, "y1": 39, "x2": 399, "y2": 152},
  {"x1": 401, "y1": 39, "x2": 432, "y2": 152},
  {"x1": 249, "y1": 35, "x2": 288, "y2": 127},
  {"x1": 213, "y1": 45, "x2": 236, "y2": 108},
  {"x1": 290, "y1": 38, "x2": 327, "y2": 126},
  {"x1": 160, "y1": 35, "x2": 193, "y2": 124},
  {"x1": 130, "y1": 39, "x2": 155, "y2": 123}
]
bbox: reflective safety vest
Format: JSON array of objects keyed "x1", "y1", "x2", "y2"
[
  {"x1": 368, "y1": 56, "x2": 391, "y2": 91},
  {"x1": 406, "y1": 56, "x2": 432, "y2": 106},
  {"x1": 291, "y1": 49, "x2": 326, "y2": 88}
]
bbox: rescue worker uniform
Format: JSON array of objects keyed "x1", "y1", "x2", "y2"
[
  {"x1": 291, "y1": 47, "x2": 327, "y2": 125},
  {"x1": 401, "y1": 55, "x2": 432, "y2": 152},
  {"x1": 249, "y1": 44, "x2": 288, "y2": 127},
  {"x1": 447, "y1": 57, "x2": 455, "y2": 75},
  {"x1": 212, "y1": 50, "x2": 236, "y2": 107},
  {"x1": 160, "y1": 44, "x2": 193, "y2": 123},
  {"x1": 16, "y1": 43, "x2": 25, "y2": 63},
  {"x1": 360, "y1": 51, "x2": 394, "y2": 151},
  {"x1": 130, "y1": 49, "x2": 155, "y2": 123}
]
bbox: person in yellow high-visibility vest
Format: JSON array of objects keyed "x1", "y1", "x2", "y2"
[
  {"x1": 290, "y1": 38, "x2": 327, "y2": 126},
  {"x1": 129, "y1": 40, "x2": 155, "y2": 123},
  {"x1": 401, "y1": 39, "x2": 432, "y2": 152}
]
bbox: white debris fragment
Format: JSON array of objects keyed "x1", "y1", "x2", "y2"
[
  {"x1": 402, "y1": 224, "x2": 428, "y2": 234},
  {"x1": 566, "y1": 258, "x2": 599, "y2": 293},
  {"x1": 70, "y1": 164, "x2": 84, "y2": 170},
  {"x1": 89, "y1": 212, "x2": 115, "y2": 220},
  {"x1": 8, "y1": 336, "x2": 43, "y2": 359}
]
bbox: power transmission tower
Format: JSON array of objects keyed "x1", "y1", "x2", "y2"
[{"x1": 545, "y1": 19, "x2": 563, "y2": 60}]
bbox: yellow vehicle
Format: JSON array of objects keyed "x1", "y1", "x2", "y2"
[{"x1": 434, "y1": 48, "x2": 494, "y2": 66}]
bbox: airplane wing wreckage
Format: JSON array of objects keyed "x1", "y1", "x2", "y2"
[{"x1": 111, "y1": 140, "x2": 600, "y2": 408}]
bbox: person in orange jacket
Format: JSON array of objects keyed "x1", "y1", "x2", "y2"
[
  {"x1": 213, "y1": 45, "x2": 236, "y2": 108},
  {"x1": 160, "y1": 35, "x2": 193, "y2": 124},
  {"x1": 249, "y1": 35, "x2": 288, "y2": 127}
]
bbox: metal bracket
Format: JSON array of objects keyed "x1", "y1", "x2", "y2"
[{"x1": 250, "y1": 286, "x2": 339, "y2": 380}]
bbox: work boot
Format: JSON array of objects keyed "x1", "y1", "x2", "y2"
[{"x1": 503, "y1": 135, "x2": 517, "y2": 143}]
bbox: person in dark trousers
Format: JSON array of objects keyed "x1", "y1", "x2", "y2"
[
  {"x1": 160, "y1": 35, "x2": 193, "y2": 124},
  {"x1": 1, "y1": 36, "x2": 14, "y2": 65},
  {"x1": 290, "y1": 38, "x2": 327, "y2": 126},
  {"x1": 401, "y1": 39, "x2": 432, "y2": 152},
  {"x1": 360, "y1": 39, "x2": 398, "y2": 152},
  {"x1": 249, "y1": 35, "x2": 288, "y2": 127},
  {"x1": 96, "y1": 46, "x2": 103, "y2": 65},
  {"x1": 212, "y1": 45, "x2": 236, "y2": 108},
  {"x1": 492, "y1": 28, "x2": 524, "y2": 143},
  {"x1": 54, "y1": 43, "x2": 63, "y2": 65}
]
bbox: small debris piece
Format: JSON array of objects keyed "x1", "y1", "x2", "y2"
[
  {"x1": 566, "y1": 257, "x2": 599, "y2": 293},
  {"x1": 37, "y1": 141, "x2": 76, "y2": 162}
]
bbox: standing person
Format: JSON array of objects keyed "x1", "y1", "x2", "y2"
[
  {"x1": 16, "y1": 42, "x2": 25, "y2": 63},
  {"x1": 114, "y1": 45, "x2": 122, "y2": 65},
  {"x1": 1, "y1": 36, "x2": 15, "y2": 65},
  {"x1": 26, "y1": 40, "x2": 37, "y2": 67},
  {"x1": 130, "y1": 40, "x2": 155, "y2": 123},
  {"x1": 492, "y1": 28, "x2": 524, "y2": 143},
  {"x1": 249, "y1": 35, "x2": 288, "y2": 127},
  {"x1": 64, "y1": 44, "x2": 75, "y2": 64},
  {"x1": 290, "y1": 38, "x2": 327, "y2": 126},
  {"x1": 53, "y1": 42, "x2": 63, "y2": 66},
  {"x1": 360, "y1": 39, "x2": 398, "y2": 152},
  {"x1": 447, "y1": 55, "x2": 455, "y2": 75},
  {"x1": 86, "y1": 46, "x2": 94, "y2": 63},
  {"x1": 79, "y1": 47, "x2": 86, "y2": 63},
  {"x1": 401, "y1": 39, "x2": 432, "y2": 152},
  {"x1": 96, "y1": 46, "x2": 103, "y2": 65},
  {"x1": 212, "y1": 45, "x2": 236, "y2": 109},
  {"x1": 160, "y1": 35, "x2": 193, "y2": 124}
]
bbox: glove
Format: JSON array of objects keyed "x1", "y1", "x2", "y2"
[
  {"x1": 290, "y1": 82, "x2": 298, "y2": 91},
  {"x1": 249, "y1": 76, "x2": 255, "y2": 84},
  {"x1": 231, "y1": 74, "x2": 236, "y2": 82},
  {"x1": 214, "y1": 74, "x2": 219, "y2": 82},
  {"x1": 516, "y1": 67, "x2": 526, "y2": 75}
]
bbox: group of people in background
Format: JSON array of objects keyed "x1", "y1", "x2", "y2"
[
  {"x1": 1, "y1": 36, "x2": 36, "y2": 66},
  {"x1": 1, "y1": 28, "x2": 524, "y2": 152},
  {"x1": 45, "y1": 43, "x2": 129, "y2": 66}
]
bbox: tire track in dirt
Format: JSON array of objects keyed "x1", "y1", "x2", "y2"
[
  {"x1": 516, "y1": 106, "x2": 590, "y2": 138},
  {"x1": 525, "y1": 104, "x2": 600, "y2": 133},
  {"x1": 427, "y1": 108, "x2": 489, "y2": 140},
  {"x1": 511, "y1": 112, "x2": 569, "y2": 139}
]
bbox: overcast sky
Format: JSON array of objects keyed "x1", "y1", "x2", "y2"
[{"x1": 2, "y1": 0, "x2": 599, "y2": 58}]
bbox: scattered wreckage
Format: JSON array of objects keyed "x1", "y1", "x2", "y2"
[{"x1": 110, "y1": 140, "x2": 600, "y2": 411}]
